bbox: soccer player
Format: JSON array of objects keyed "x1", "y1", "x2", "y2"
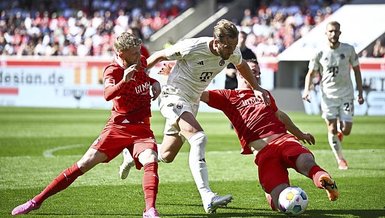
[
  {"x1": 200, "y1": 59, "x2": 339, "y2": 212},
  {"x1": 11, "y1": 32, "x2": 162, "y2": 218},
  {"x1": 302, "y1": 21, "x2": 364, "y2": 170},
  {"x1": 119, "y1": 19, "x2": 269, "y2": 214}
]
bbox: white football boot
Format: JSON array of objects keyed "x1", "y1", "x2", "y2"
[
  {"x1": 204, "y1": 194, "x2": 233, "y2": 213},
  {"x1": 119, "y1": 148, "x2": 135, "y2": 179}
]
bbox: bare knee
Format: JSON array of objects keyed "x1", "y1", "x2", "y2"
[{"x1": 138, "y1": 149, "x2": 158, "y2": 165}]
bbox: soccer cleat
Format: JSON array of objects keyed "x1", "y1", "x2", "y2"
[
  {"x1": 337, "y1": 132, "x2": 344, "y2": 142},
  {"x1": 143, "y1": 207, "x2": 160, "y2": 218},
  {"x1": 119, "y1": 148, "x2": 135, "y2": 179},
  {"x1": 11, "y1": 200, "x2": 41, "y2": 215},
  {"x1": 320, "y1": 175, "x2": 339, "y2": 201},
  {"x1": 205, "y1": 194, "x2": 233, "y2": 214},
  {"x1": 338, "y1": 159, "x2": 348, "y2": 170}
]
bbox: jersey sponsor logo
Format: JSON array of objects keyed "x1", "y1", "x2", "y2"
[
  {"x1": 199, "y1": 72, "x2": 213, "y2": 82},
  {"x1": 135, "y1": 81, "x2": 151, "y2": 95}
]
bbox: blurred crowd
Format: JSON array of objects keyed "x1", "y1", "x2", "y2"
[
  {"x1": 236, "y1": 0, "x2": 384, "y2": 58},
  {"x1": 0, "y1": 0, "x2": 194, "y2": 56},
  {"x1": 0, "y1": 0, "x2": 384, "y2": 58}
]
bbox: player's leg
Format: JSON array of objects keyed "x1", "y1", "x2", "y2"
[
  {"x1": 254, "y1": 143, "x2": 288, "y2": 212},
  {"x1": 137, "y1": 147, "x2": 160, "y2": 218},
  {"x1": 321, "y1": 98, "x2": 347, "y2": 169},
  {"x1": 179, "y1": 111, "x2": 232, "y2": 213},
  {"x1": 295, "y1": 153, "x2": 339, "y2": 201},
  {"x1": 11, "y1": 147, "x2": 107, "y2": 215}
]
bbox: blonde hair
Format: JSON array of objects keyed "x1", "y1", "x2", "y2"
[
  {"x1": 213, "y1": 19, "x2": 239, "y2": 42},
  {"x1": 114, "y1": 32, "x2": 142, "y2": 52}
]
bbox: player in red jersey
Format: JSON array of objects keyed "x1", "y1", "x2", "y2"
[
  {"x1": 200, "y1": 59, "x2": 339, "y2": 212},
  {"x1": 11, "y1": 32, "x2": 162, "y2": 218}
]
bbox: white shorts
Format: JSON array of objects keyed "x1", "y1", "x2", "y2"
[
  {"x1": 159, "y1": 86, "x2": 199, "y2": 135},
  {"x1": 321, "y1": 96, "x2": 354, "y2": 122}
]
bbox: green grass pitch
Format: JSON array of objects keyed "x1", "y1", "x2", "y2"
[{"x1": 1, "y1": 107, "x2": 385, "y2": 217}]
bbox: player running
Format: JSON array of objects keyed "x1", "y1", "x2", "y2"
[
  {"x1": 201, "y1": 59, "x2": 339, "y2": 211},
  {"x1": 11, "y1": 32, "x2": 162, "y2": 218},
  {"x1": 302, "y1": 21, "x2": 364, "y2": 170}
]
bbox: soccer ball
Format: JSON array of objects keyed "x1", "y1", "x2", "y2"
[{"x1": 278, "y1": 186, "x2": 308, "y2": 216}]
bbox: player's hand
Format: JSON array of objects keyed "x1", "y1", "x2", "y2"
[
  {"x1": 151, "y1": 81, "x2": 161, "y2": 100},
  {"x1": 298, "y1": 133, "x2": 315, "y2": 145},
  {"x1": 254, "y1": 88, "x2": 270, "y2": 105},
  {"x1": 302, "y1": 90, "x2": 311, "y2": 103},
  {"x1": 357, "y1": 94, "x2": 365, "y2": 105},
  {"x1": 123, "y1": 64, "x2": 138, "y2": 82},
  {"x1": 159, "y1": 63, "x2": 172, "y2": 75}
]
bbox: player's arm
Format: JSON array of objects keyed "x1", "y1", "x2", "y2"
[
  {"x1": 236, "y1": 60, "x2": 270, "y2": 105},
  {"x1": 150, "y1": 77, "x2": 161, "y2": 100},
  {"x1": 275, "y1": 110, "x2": 315, "y2": 145},
  {"x1": 352, "y1": 65, "x2": 365, "y2": 104},
  {"x1": 200, "y1": 91, "x2": 209, "y2": 103},
  {"x1": 302, "y1": 69, "x2": 318, "y2": 103},
  {"x1": 103, "y1": 65, "x2": 139, "y2": 101},
  {"x1": 147, "y1": 50, "x2": 168, "y2": 69}
]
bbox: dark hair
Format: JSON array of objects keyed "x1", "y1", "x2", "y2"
[{"x1": 245, "y1": 58, "x2": 258, "y2": 64}]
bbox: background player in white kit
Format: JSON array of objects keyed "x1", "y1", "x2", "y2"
[
  {"x1": 302, "y1": 21, "x2": 364, "y2": 170},
  {"x1": 119, "y1": 19, "x2": 269, "y2": 213}
]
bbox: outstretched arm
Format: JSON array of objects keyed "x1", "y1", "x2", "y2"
[
  {"x1": 147, "y1": 50, "x2": 168, "y2": 69},
  {"x1": 236, "y1": 60, "x2": 270, "y2": 105},
  {"x1": 275, "y1": 110, "x2": 315, "y2": 145}
]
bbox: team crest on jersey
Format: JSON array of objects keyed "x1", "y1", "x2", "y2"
[
  {"x1": 219, "y1": 59, "x2": 225, "y2": 66},
  {"x1": 340, "y1": 53, "x2": 345, "y2": 59}
]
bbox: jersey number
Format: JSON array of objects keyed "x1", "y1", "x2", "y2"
[
  {"x1": 344, "y1": 102, "x2": 351, "y2": 112},
  {"x1": 327, "y1": 66, "x2": 339, "y2": 77},
  {"x1": 200, "y1": 72, "x2": 213, "y2": 82}
]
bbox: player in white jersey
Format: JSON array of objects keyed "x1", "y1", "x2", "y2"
[
  {"x1": 119, "y1": 19, "x2": 269, "y2": 214},
  {"x1": 302, "y1": 21, "x2": 364, "y2": 170}
]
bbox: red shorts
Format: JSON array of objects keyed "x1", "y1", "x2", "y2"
[
  {"x1": 254, "y1": 133, "x2": 313, "y2": 193},
  {"x1": 91, "y1": 121, "x2": 157, "y2": 170}
]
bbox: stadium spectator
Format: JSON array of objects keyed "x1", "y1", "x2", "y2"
[
  {"x1": 0, "y1": 0, "x2": 194, "y2": 56},
  {"x1": 302, "y1": 21, "x2": 364, "y2": 170},
  {"x1": 119, "y1": 19, "x2": 269, "y2": 214},
  {"x1": 200, "y1": 58, "x2": 339, "y2": 212},
  {"x1": 11, "y1": 32, "x2": 162, "y2": 217}
]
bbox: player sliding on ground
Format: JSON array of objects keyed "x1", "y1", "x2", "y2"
[
  {"x1": 201, "y1": 59, "x2": 339, "y2": 211},
  {"x1": 12, "y1": 32, "x2": 162, "y2": 218}
]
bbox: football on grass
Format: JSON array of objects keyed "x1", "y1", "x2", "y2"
[{"x1": 278, "y1": 186, "x2": 308, "y2": 216}]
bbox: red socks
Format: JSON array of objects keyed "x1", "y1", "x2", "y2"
[
  {"x1": 33, "y1": 163, "x2": 83, "y2": 204},
  {"x1": 308, "y1": 165, "x2": 329, "y2": 189},
  {"x1": 142, "y1": 162, "x2": 159, "y2": 210}
]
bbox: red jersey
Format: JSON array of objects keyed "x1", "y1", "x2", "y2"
[
  {"x1": 103, "y1": 56, "x2": 157, "y2": 123},
  {"x1": 207, "y1": 89, "x2": 286, "y2": 154}
]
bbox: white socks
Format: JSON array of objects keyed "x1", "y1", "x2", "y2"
[
  {"x1": 328, "y1": 132, "x2": 344, "y2": 161},
  {"x1": 187, "y1": 131, "x2": 213, "y2": 204}
]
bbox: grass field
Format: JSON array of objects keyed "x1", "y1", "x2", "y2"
[{"x1": 1, "y1": 107, "x2": 385, "y2": 218}]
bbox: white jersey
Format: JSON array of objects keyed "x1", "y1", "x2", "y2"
[
  {"x1": 308, "y1": 42, "x2": 359, "y2": 99},
  {"x1": 164, "y1": 37, "x2": 242, "y2": 103}
]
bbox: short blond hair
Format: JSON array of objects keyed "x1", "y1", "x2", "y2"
[
  {"x1": 213, "y1": 19, "x2": 239, "y2": 42},
  {"x1": 114, "y1": 32, "x2": 142, "y2": 52}
]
